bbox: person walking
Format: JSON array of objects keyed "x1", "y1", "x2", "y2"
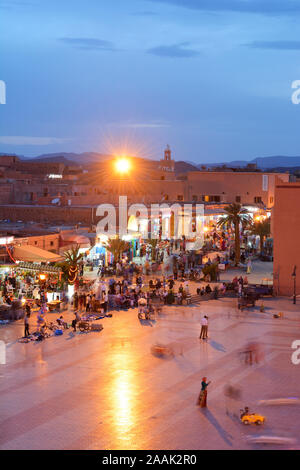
[
  {"x1": 197, "y1": 377, "x2": 211, "y2": 407},
  {"x1": 24, "y1": 305, "x2": 30, "y2": 337},
  {"x1": 72, "y1": 310, "x2": 81, "y2": 332},
  {"x1": 246, "y1": 258, "x2": 252, "y2": 274},
  {"x1": 103, "y1": 291, "x2": 108, "y2": 313},
  {"x1": 199, "y1": 315, "x2": 208, "y2": 339}
]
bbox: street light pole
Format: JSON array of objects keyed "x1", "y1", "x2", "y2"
[{"x1": 292, "y1": 265, "x2": 297, "y2": 305}]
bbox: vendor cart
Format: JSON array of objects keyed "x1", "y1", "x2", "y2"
[{"x1": 238, "y1": 294, "x2": 256, "y2": 310}]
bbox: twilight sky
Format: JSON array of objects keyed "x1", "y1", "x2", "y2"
[{"x1": 1, "y1": 0, "x2": 300, "y2": 163}]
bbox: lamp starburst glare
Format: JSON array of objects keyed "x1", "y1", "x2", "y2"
[{"x1": 115, "y1": 158, "x2": 131, "y2": 174}]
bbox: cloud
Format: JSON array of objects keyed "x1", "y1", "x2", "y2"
[
  {"x1": 246, "y1": 40, "x2": 300, "y2": 50},
  {"x1": 147, "y1": 42, "x2": 199, "y2": 58},
  {"x1": 113, "y1": 121, "x2": 170, "y2": 129},
  {"x1": 58, "y1": 37, "x2": 115, "y2": 51},
  {"x1": 0, "y1": 136, "x2": 71, "y2": 145},
  {"x1": 148, "y1": 0, "x2": 300, "y2": 15}
]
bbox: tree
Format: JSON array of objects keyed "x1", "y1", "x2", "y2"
[
  {"x1": 104, "y1": 237, "x2": 129, "y2": 261},
  {"x1": 250, "y1": 218, "x2": 271, "y2": 253},
  {"x1": 64, "y1": 244, "x2": 83, "y2": 267},
  {"x1": 63, "y1": 244, "x2": 83, "y2": 283},
  {"x1": 217, "y1": 204, "x2": 251, "y2": 265}
]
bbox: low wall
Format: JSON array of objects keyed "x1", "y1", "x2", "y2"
[{"x1": 0, "y1": 205, "x2": 96, "y2": 225}]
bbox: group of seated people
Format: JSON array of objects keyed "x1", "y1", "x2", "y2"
[
  {"x1": 196, "y1": 282, "x2": 227, "y2": 297},
  {"x1": 111, "y1": 289, "x2": 145, "y2": 309}
]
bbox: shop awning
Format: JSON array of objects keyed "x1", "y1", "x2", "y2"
[
  {"x1": 13, "y1": 245, "x2": 63, "y2": 263},
  {"x1": 60, "y1": 233, "x2": 91, "y2": 244}
]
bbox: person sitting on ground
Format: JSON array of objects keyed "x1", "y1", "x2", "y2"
[
  {"x1": 177, "y1": 291, "x2": 183, "y2": 305},
  {"x1": 205, "y1": 284, "x2": 212, "y2": 294},
  {"x1": 220, "y1": 283, "x2": 226, "y2": 295},
  {"x1": 57, "y1": 315, "x2": 67, "y2": 329}
]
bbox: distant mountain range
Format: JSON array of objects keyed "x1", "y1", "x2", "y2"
[
  {"x1": 196, "y1": 156, "x2": 300, "y2": 169},
  {"x1": 29, "y1": 152, "x2": 111, "y2": 165},
  {"x1": 2, "y1": 151, "x2": 300, "y2": 171}
]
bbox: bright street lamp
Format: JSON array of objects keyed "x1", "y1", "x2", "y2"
[{"x1": 115, "y1": 158, "x2": 131, "y2": 174}]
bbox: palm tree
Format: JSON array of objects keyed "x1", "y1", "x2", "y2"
[
  {"x1": 64, "y1": 244, "x2": 83, "y2": 283},
  {"x1": 64, "y1": 244, "x2": 83, "y2": 267},
  {"x1": 104, "y1": 237, "x2": 129, "y2": 262},
  {"x1": 217, "y1": 204, "x2": 251, "y2": 265},
  {"x1": 249, "y1": 218, "x2": 271, "y2": 254}
]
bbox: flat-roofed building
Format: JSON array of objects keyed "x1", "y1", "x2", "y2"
[
  {"x1": 273, "y1": 181, "x2": 300, "y2": 296},
  {"x1": 181, "y1": 171, "x2": 290, "y2": 208}
]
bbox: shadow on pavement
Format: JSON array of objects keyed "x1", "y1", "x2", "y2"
[
  {"x1": 139, "y1": 319, "x2": 156, "y2": 327},
  {"x1": 200, "y1": 408, "x2": 234, "y2": 447},
  {"x1": 208, "y1": 339, "x2": 226, "y2": 352}
]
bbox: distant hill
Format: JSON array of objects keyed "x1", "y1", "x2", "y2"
[
  {"x1": 25, "y1": 155, "x2": 80, "y2": 165},
  {"x1": 253, "y1": 156, "x2": 300, "y2": 168},
  {"x1": 3, "y1": 150, "x2": 300, "y2": 171},
  {"x1": 196, "y1": 156, "x2": 300, "y2": 169},
  {"x1": 174, "y1": 161, "x2": 199, "y2": 174},
  {"x1": 33, "y1": 152, "x2": 112, "y2": 165}
]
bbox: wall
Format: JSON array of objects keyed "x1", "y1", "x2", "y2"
[
  {"x1": 184, "y1": 172, "x2": 289, "y2": 207},
  {"x1": 273, "y1": 182, "x2": 300, "y2": 296},
  {"x1": 15, "y1": 233, "x2": 60, "y2": 253},
  {"x1": 0, "y1": 205, "x2": 96, "y2": 224}
]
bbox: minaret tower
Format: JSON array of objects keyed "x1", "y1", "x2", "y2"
[
  {"x1": 164, "y1": 145, "x2": 171, "y2": 161},
  {"x1": 159, "y1": 145, "x2": 175, "y2": 178}
]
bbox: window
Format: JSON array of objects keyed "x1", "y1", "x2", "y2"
[
  {"x1": 164, "y1": 194, "x2": 169, "y2": 201},
  {"x1": 34, "y1": 241, "x2": 37, "y2": 245},
  {"x1": 269, "y1": 196, "x2": 274, "y2": 204},
  {"x1": 203, "y1": 195, "x2": 221, "y2": 202},
  {"x1": 236, "y1": 196, "x2": 241, "y2": 203},
  {"x1": 177, "y1": 195, "x2": 183, "y2": 201},
  {"x1": 192, "y1": 195, "x2": 198, "y2": 201},
  {"x1": 254, "y1": 196, "x2": 262, "y2": 203},
  {"x1": 50, "y1": 241, "x2": 54, "y2": 246}
]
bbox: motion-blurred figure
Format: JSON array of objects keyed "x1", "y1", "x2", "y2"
[
  {"x1": 242, "y1": 341, "x2": 264, "y2": 365},
  {"x1": 224, "y1": 384, "x2": 242, "y2": 417}
]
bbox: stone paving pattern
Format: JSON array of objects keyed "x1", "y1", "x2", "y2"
[{"x1": 1, "y1": 287, "x2": 300, "y2": 450}]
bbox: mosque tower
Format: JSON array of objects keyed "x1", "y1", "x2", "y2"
[{"x1": 158, "y1": 145, "x2": 175, "y2": 177}]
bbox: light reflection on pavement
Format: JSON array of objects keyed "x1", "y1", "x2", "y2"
[{"x1": 0, "y1": 296, "x2": 299, "y2": 450}]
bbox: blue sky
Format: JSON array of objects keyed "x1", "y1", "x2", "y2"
[{"x1": 1, "y1": 0, "x2": 300, "y2": 163}]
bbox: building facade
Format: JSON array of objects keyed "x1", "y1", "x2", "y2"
[{"x1": 273, "y1": 181, "x2": 300, "y2": 296}]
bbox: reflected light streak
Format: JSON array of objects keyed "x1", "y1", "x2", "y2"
[{"x1": 109, "y1": 350, "x2": 139, "y2": 441}]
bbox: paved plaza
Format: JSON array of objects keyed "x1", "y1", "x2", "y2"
[{"x1": 1, "y1": 287, "x2": 300, "y2": 450}]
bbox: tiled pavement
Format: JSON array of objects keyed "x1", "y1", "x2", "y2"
[{"x1": 0, "y1": 296, "x2": 299, "y2": 450}]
